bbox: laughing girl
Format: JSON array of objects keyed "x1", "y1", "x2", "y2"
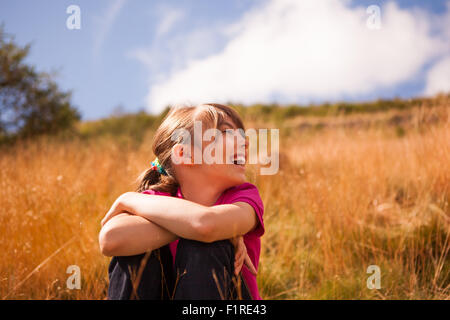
[{"x1": 99, "y1": 103, "x2": 265, "y2": 300}]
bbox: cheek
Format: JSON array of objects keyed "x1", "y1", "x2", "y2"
[
  {"x1": 208, "y1": 163, "x2": 234, "y2": 179},
  {"x1": 207, "y1": 139, "x2": 231, "y2": 164},
  {"x1": 206, "y1": 163, "x2": 246, "y2": 186},
  {"x1": 203, "y1": 138, "x2": 229, "y2": 163},
  {"x1": 223, "y1": 139, "x2": 236, "y2": 162}
]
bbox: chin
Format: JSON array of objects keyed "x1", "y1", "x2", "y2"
[
  {"x1": 226, "y1": 172, "x2": 247, "y2": 187},
  {"x1": 211, "y1": 165, "x2": 246, "y2": 189}
]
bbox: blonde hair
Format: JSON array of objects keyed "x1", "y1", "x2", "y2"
[{"x1": 136, "y1": 103, "x2": 245, "y2": 195}]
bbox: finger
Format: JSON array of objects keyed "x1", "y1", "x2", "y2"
[
  {"x1": 234, "y1": 241, "x2": 245, "y2": 259},
  {"x1": 235, "y1": 256, "x2": 244, "y2": 275},
  {"x1": 234, "y1": 250, "x2": 244, "y2": 268},
  {"x1": 244, "y1": 254, "x2": 257, "y2": 276},
  {"x1": 101, "y1": 196, "x2": 125, "y2": 227},
  {"x1": 101, "y1": 204, "x2": 117, "y2": 226},
  {"x1": 235, "y1": 266, "x2": 242, "y2": 276},
  {"x1": 234, "y1": 260, "x2": 244, "y2": 273},
  {"x1": 102, "y1": 198, "x2": 127, "y2": 227},
  {"x1": 101, "y1": 212, "x2": 112, "y2": 226},
  {"x1": 234, "y1": 246, "x2": 244, "y2": 260},
  {"x1": 235, "y1": 252, "x2": 244, "y2": 270},
  {"x1": 239, "y1": 256, "x2": 245, "y2": 268},
  {"x1": 235, "y1": 265, "x2": 241, "y2": 276},
  {"x1": 234, "y1": 236, "x2": 243, "y2": 248},
  {"x1": 234, "y1": 240, "x2": 246, "y2": 274},
  {"x1": 101, "y1": 215, "x2": 109, "y2": 227}
]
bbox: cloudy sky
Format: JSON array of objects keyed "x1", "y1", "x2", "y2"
[{"x1": 1, "y1": 0, "x2": 449, "y2": 119}]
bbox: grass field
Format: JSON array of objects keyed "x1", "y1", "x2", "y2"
[{"x1": 1, "y1": 96, "x2": 449, "y2": 299}]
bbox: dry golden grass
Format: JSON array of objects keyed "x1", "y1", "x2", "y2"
[{"x1": 1, "y1": 98, "x2": 449, "y2": 299}]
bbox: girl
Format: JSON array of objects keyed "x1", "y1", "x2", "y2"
[{"x1": 99, "y1": 103, "x2": 265, "y2": 300}]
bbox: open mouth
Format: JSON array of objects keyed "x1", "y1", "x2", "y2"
[{"x1": 232, "y1": 155, "x2": 246, "y2": 166}]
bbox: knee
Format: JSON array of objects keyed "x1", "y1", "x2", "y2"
[
  {"x1": 175, "y1": 238, "x2": 234, "y2": 267},
  {"x1": 178, "y1": 238, "x2": 233, "y2": 254}
]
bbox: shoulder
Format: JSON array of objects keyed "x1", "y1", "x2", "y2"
[
  {"x1": 223, "y1": 183, "x2": 265, "y2": 237},
  {"x1": 226, "y1": 182, "x2": 260, "y2": 194},
  {"x1": 141, "y1": 189, "x2": 171, "y2": 196},
  {"x1": 221, "y1": 182, "x2": 264, "y2": 212}
]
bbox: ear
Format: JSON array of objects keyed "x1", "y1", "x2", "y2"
[{"x1": 171, "y1": 143, "x2": 193, "y2": 165}]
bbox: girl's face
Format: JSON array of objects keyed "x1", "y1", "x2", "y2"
[{"x1": 196, "y1": 117, "x2": 248, "y2": 189}]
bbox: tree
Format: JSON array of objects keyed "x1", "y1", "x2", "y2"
[{"x1": 0, "y1": 26, "x2": 80, "y2": 142}]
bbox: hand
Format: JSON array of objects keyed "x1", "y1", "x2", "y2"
[
  {"x1": 230, "y1": 236, "x2": 257, "y2": 276},
  {"x1": 101, "y1": 193, "x2": 132, "y2": 227}
]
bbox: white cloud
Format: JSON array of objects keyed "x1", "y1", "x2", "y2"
[
  {"x1": 155, "y1": 6, "x2": 185, "y2": 38},
  {"x1": 424, "y1": 55, "x2": 450, "y2": 96},
  {"x1": 142, "y1": 0, "x2": 449, "y2": 113},
  {"x1": 127, "y1": 27, "x2": 224, "y2": 73},
  {"x1": 93, "y1": 0, "x2": 127, "y2": 58},
  {"x1": 424, "y1": 1, "x2": 450, "y2": 96},
  {"x1": 127, "y1": 6, "x2": 229, "y2": 80}
]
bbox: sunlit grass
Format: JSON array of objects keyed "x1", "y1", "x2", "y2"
[{"x1": 1, "y1": 98, "x2": 448, "y2": 299}]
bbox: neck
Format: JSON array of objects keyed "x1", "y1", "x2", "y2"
[{"x1": 178, "y1": 178, "x2": 224, "y2": 207}]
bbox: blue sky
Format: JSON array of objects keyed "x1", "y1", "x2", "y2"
[{"x1": 0, "y1": 0, "x2": 449, "y2": 120}]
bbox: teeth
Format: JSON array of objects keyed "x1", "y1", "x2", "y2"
[{"x1": 234, "y1": 156, "x2": 245, "y2": 165}]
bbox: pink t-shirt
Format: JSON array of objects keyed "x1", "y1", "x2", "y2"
[{"x1": 141, "y1": 182, "x2": 265, "y2": 300}]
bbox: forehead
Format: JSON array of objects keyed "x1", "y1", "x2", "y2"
[
  {"x1": 218, "y1": 118, "x2": 237, "y2": 129},
  {"x1": 194, "y1": 106, "x2": 232, "y2": 126},
  {"x1": 192, "y1": 104, "x2": 244, "y2": 132}
]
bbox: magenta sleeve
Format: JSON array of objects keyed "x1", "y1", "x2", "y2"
[{"x1": 224, "y1": 183, "x2": 265, "y2": 237}]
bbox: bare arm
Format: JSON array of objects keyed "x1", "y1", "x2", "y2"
[
  {"x1": 99, "y1": 194, "x2": 259, "y2": 275},
  {"x1": 101, "y1": 192, "x2": 258, "y2": 243},
  {"x1": 99, "y1": 213, "x2": 178, "y2": 256}
]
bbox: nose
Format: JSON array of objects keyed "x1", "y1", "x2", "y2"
[{"x1": 234, "y1": 131, "x2": 247, "y2": 155}]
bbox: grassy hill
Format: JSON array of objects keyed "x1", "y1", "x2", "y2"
[
  {"x1": 0, "y1": 93, "x2": 448, "y2": 299},
  {"x1": 75, "y1": 94, "x2": 449, "y2": 142}
]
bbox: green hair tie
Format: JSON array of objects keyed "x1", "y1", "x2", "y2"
[{"x1": 150, "y1": 157, "x2": 168, "y2": 176}]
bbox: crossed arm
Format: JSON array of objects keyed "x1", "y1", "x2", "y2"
[{"x1": 99, "y1": 192, "x2": 258, "y2": 260}]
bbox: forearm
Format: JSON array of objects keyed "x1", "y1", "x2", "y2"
[
  {"x1": 99, "y1": 213, "x2": 178, "y2": 256},
  {"x1": 120, "y1": 192, "x2": 214, "y2": 241},
  {"x1": 119, "y1": 192, "x2": 257, "y2": 243}
]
